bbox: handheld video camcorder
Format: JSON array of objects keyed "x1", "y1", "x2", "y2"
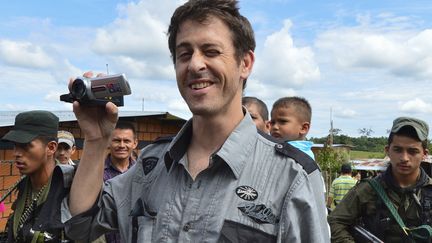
[{"x1": 60, "y1": 73, "x2": 131, "y2": 106}]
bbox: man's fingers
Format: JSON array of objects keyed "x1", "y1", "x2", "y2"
[
  {"x1": 106, "y1": 102, "x2": 119, "y2": 123},
  {"x1": 83, "y1": 71, "x2": 93, "y2": 78}
]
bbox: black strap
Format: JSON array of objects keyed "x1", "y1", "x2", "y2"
[{"x1": 274, "y1": 142, "x2": 319, "y2": 174}]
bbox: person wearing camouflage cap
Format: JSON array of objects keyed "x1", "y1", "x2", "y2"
[
  {"x1": 56, "y1": 130, "x2": 77, "y2": 166},
  {"x1": 329, "y1": 116, "x2": 432, "y2": 242},
  {"x1": 1, "y1": 110, "x2": 75, "y2": 242}
]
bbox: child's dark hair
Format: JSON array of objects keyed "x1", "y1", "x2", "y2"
[
  {"x1": 242, "y1": 96, "x2": 269, "y2": 121},
  {"x1": 272, "y1": 96, "x2": 312, "y2": 123}
]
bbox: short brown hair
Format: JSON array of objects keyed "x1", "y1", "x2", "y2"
[
  {"x1": 167, "y1": 0, "x2": 256, "y2": 87},
  {"x1": 242, "y1": 96, "x2": 269, "y2": 121},
  {"x1": 272, "y1": 96, "x2": 312, "y2": 123}
]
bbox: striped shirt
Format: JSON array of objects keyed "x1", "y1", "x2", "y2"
[{"x1": 329, "y1": 175, "x2": 357, "y2": 205}]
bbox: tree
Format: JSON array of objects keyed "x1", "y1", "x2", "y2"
[
  {"x1": 330, "y1": 128, "x2": 342, "y2": 136},
  {"x1": 315, "y1": 143, "x2": 350, "y2": 197},
  {"x1": 358, "y1": 127, "x2": 374, "y2": 137}
]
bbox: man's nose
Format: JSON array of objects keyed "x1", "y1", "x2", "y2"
[
  {"x1": 188, "y1": 52, "x2": 206, "y2": 73},
  {"x1": 400, "y1": 151, "x2": 410, "y2": 161},
  {"x1": 14, "y1": 147, "x2": 23, "y2": 157}
]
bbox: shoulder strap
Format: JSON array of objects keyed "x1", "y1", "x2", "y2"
[
  {"x1": 274, "y1": 142, "x2": 319, "y2": 174},
  {"x1": 367, "y1": 179, "x2": 432, "y2": 241}
]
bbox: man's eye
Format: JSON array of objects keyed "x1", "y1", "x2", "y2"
[
  {"x1": 393, "y1": 148, "x2": 402, "y2": 153},
  {"x1": 408, "y1": 149, "x2": 420, "y2": 155},
  {"x1": 177, "y1": 51, "x2": 191, "y2": 60},
  {"x1": 206, "y1": 50, "x2": 220, "y2": 57}
]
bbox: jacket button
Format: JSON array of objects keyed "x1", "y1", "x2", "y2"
[
  {"x1": 183, "y1": 222, "x2": 191, "y2": 232},
  {"x1": 276, "y1": 144, "x2": 283, "y2": 149}
]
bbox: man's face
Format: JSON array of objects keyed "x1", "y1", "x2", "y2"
[
  {"x1": 56, "y1": 143, "x2": 75, "y2": 164},
  {"x1": 175, "y1": 16, "x2": 253, "y2": 117},
  {"x1": 14, "y1": 139, "x2": 50, "y2": 175},
  {"x1": 245, "y1": 103, "x2": 269, "y2": 133},
  {"x1": 109, "y1": 128, "x2": 137, "y2": 161},
  {"x1": 386, "y1": 134, "x2": 428, "y2": 179},
  {"x1": 270, "y1": 106, "x2": 308, "y2": 141}
]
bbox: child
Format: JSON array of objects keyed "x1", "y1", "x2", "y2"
[
  {"x1": 242, "y1": 96, "x2": 270, "y2": 133},
  {"x1": 270, "y1": 96, "x2": 314, "y2": 159}
]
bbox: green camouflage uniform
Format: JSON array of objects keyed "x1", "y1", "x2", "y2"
[{"x1": 328, "y1": 165, "x2": 432, "y2": 243}]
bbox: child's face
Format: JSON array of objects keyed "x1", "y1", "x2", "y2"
[
  {"x1": 245, "y1": 103, "x2": 269, "y2": 133},
  {"x1": 270, "y1": 106, "x2": 309, "y2": 141}
]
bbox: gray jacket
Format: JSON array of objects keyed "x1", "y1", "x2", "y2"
[{"x1": 63, "y1": 114, "x2": 329, "y2": 242}]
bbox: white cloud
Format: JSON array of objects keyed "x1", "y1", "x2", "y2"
[
  {"x1": 0, "y1": 40, "x2": 56, "y2": 68},
  {"x1": 167, "y1": 99, "x2": 190, "y2": 116},
  {"x1": 245, "y1": 78, "x2": 296, "y2": 100},
  {"x1": 315, "y1": 18, "x2": 432, "y2": 80},
  {"x1": 90, "y1": 0, "x2": 182, "y2": 80},
  {"x1": 335, "y1": 108, "x2": 357, "y2": 118},
  {"x1": 252, "y1": 19, "x2": 320, "y2": 87},
  {"x1": 399, "y1": 98, "x2": 432, "y2": 114}
]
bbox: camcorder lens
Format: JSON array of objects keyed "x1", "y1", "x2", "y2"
[{"x1": 71, "y1": 79, "x2": 87, "y2": 99}]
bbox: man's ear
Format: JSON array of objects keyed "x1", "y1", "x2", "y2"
[
  {"x1": 240, "y1": 50, "x2": 255, "y2": 81},
  {"x1": 47, "y1": 141, "x2": 58, "y2": 157},
  {"x1": 423, "y1": 148, "x2": 429, "y2": 160},
  {"x1": 384, "y1": 145, "x2": 389, "y2": 156},
  {"x1": 133, "y1": 138, "x2": 138, "y2": 150}
]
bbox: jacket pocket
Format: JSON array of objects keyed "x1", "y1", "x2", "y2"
[{"x1": 217, "y1": 220, "x2": 276, "y2": 243}]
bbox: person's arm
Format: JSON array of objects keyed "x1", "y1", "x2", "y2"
[
  {"x1": 328, "y1": 182, "x2": 368, "y2": 243},
  {"x1": 68, "y1": 72, "x2": 119, "y2": 216},
  {"x1": 327, "y1": 196, "x2": 333, "y2": 208}
]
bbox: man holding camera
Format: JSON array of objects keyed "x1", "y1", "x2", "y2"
[{"x1": 63, "y1": 0, "x2": 329, "y2": 242}]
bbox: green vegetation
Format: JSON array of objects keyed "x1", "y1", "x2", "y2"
[
  {"x1": 350, "y1": 150, "x2": 385, "y2": 160},
  {"x1": 310, "y1": 135, "x2": 388, "y2": 152}
]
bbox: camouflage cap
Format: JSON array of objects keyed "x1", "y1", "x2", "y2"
[
  {"x1": 391, "y1": 117, "x2": 429, "y2": 141},
  {"x1": 58, "y1": 130, "x2": 75, "y2": 148},
  {"x1": 1, "y1": 110, "x2": 59, "y2": 144}
]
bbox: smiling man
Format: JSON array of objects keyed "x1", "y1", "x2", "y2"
[
  {"x1": 64, "y1": 1, "x2": 329, "y2": 242},
  {"x1": 104, "y1": 121, "x2": 137, "y2": 182},
  {"x1": 329, "y1": 117, "x2": 432, "y2": 242}
]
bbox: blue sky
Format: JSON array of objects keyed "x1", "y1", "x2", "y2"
[{"x1": 1, "y1": 0, "x2": 432, "y2": 138}]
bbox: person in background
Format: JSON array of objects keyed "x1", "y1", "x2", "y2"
[
  {"x1": 327, "y1": 163, "x2": 357, "y2": 209},
  {"x1": 242, "y1": 96, "x2": 270, "y2": 133},
  {"x1": 269, "y1": 96, "x2": 328, "y2": 203},
  {"x1": 56, "y1": 130, "x2": 77, "y2": 166},
  {"x1": 352, "y1": 170, "x2": 361, "y2": 181},
  {"x1": 2, "y1": 110, "x2": 74, "y2": 242},
  {"x1": 103, "y1": 121, "x2": 138, "y2": 183},
  {"x1": 329, "y1": 117, "x2": 432, "y2": 242},
  {"x1": 270, "y1": 96, "x2": 315, "y2": 159},
  {"x1": 103, "y1": 121, "x2": 138, "y2": 243}
]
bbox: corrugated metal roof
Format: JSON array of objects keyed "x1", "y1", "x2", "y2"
[
  {"x1": 312, "y1": 143, "x2": 355, "y2": 148},
  {"x1": 0, "y1": 110, "x2": 185, "y2": 127}
]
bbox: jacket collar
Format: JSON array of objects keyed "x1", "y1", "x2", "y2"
[{"x1": 164, "y1": 109, "x2": 257, "y2": 179}]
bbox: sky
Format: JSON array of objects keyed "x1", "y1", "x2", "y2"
[{"x1": 1, "y1": 0, "x2": 431, "y2": 138}]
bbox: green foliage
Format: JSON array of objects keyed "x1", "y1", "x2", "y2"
[
  {"x1": 350, "y1": 150, "x2": 385, "y2": 159},
  {"x1": 310, "y1": 135, "x2": 388, "y2": 152},
  {"x1": 315, "y1": 144, "x2": 348, "y2": 173}
]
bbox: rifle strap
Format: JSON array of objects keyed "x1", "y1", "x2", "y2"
[{"x1": 367, "y1": 178, "x2": 432, "y2": 241}]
